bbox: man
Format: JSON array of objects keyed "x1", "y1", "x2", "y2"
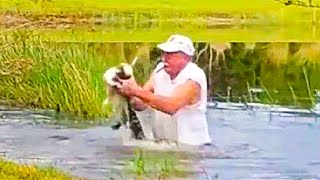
[{"x1": 116, "y1": 34, "x2": 212, "y2": 147}]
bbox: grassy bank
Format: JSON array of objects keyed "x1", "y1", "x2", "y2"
[
  {"x1": 1, "y1": 0, "x2": 285, "y2": 14},
  {"x1": 2, "y1": 0, "x2": 320, "y2": 42},
  {"x1": 0, "y1": 158, "x2": 80, "y2": 180},
  {"x1": 3, "y1": 24, "x2": 320, "y2": 42}
]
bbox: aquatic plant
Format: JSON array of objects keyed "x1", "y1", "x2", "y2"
[{"x1": 125, "y1": 148, "x2": 191, "y2": 179}]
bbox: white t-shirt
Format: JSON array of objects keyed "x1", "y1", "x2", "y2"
[{"x1": 146, "y1": 61, "x2": 211, "y2": 146}]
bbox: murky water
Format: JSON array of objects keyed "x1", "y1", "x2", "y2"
[
  {"x1": 199, "y1": 108, "x2": 320, "y2": 180},
  {"x1": 0, "y1": 105, "x2": 320, "y2": 180}
]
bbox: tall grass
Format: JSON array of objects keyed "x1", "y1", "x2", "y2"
[
  {"x1": 0, "y1": 30, "x2": 130, "y2": 119},
  {"x1": 195, "y1": 41, "x2": 320, "y2": 107}
]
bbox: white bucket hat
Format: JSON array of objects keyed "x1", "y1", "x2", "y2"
[{"x1": 156, "y1": 34, "x2": 195, "y2": 56}]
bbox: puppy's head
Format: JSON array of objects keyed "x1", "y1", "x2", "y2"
[
  {"x1": 115, "y1": 63, "x2": 133, "y2": 80},
  {"x1": 103, "y1": 63, "x2": 133, "y2": 87}
]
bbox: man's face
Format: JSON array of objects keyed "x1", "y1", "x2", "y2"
[{"x1": 161, "y1": 51, "x2": 185, "y2": 76}]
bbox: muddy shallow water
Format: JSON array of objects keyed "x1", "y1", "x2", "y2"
[{"x1": 0, "y1": 105, "x2": 319, "y2": 180}]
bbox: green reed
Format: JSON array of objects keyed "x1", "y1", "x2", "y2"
[
  {"x1": 124, "y1": 148, "x2": 191, "y2": 179},
  {"x1": 303, "y1": 66, "x2": 315, "y2": 106}
]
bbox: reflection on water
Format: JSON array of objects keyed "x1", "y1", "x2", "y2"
[{"x1": 0, "y1": 105, "x2": 319, "y2": 180}]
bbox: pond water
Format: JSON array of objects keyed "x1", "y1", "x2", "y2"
[
  {"x1": 0, "y1": 104, "x2": 319, "y2": 180},
  {"x1": 2, "y1": 4, "x2": 320, "y2": 179}
]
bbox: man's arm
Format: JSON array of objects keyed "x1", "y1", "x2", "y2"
[{"x1": 131, "y1": 80, "x2": 201, "y2": 115}]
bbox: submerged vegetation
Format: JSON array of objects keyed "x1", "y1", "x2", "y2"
[{"x1": 0, "y1": 158, "x2": 80, "y2": 180}]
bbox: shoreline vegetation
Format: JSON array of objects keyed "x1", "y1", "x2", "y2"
[
  {"x1": 0, "y1": 149, "x2": 193, "y2": 180},
  {"x1": 0, "y1": 31, "x2": 156, "y2": 120},
  {"x1": 1, "y1": 31, "x2": 320, "y2": 120},
  {"x1": 0, "y1": 158, "x2": 81, "y2": 180}
]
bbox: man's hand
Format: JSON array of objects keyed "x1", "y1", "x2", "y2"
[{"x1": 116, "y1": 77, "x2": 140, "y2": 97}]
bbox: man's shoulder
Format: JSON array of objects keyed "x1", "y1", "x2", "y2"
[{"x1": 188, "y1": 62, "x2": 206, "y2": 79}]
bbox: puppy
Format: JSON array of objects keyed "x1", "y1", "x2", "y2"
[{"x1": 103, "y1": 62, "x2": 145, "y2": 140}]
